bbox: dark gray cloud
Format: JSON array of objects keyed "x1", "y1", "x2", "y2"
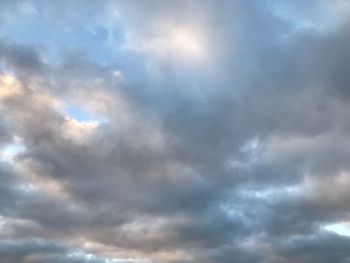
[{"x1": 0, "y1": 41, "x2": 44, "y2": 74}]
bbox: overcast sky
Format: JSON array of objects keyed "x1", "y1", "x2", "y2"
[{"x1": 1, "y1": 1, "x2": 350, "y2": 262}]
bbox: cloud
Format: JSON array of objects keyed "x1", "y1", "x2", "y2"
[{"x1": 1, "y1": 1, "x2": 350, "y2": 262}]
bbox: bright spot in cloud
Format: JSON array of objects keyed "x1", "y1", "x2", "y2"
[
  {"x1": 166, "y1": 26, "x2": 204, "y2": 58},
  {"x1": 324, "y1": 222, "x2": 350, "y2": 237},
  {"x1": 0, "y1": 74, "x2": 23, "y2": 99},
  {"x1": 112, "y1": 70, "x2": 123, "y2": 81},
  {"x1": 0, "y1": 138, "x2": 25, "y2": 163},
  {"x1": 125, "y1": 23, "x2": 207, "y2": 63}
]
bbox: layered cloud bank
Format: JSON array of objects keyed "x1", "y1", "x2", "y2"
[{"x1": 1, "y1": 1, "x2": 350, "y2": 262}]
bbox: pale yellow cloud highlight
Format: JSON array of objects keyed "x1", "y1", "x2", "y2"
[
  {"x1": 124, "y1": 22, "x2": 208, "y2": 63},
  {"x1": 0, "y1": 74, "x2": 23, "y2": 99}
]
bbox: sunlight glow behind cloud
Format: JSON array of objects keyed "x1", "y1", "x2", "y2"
[
  {"x1": 125, "y1": 23, "x2": 207, "y2": 63},
  {"x1": 324, "y1": 222, "x2": 350, "y2": 237}
]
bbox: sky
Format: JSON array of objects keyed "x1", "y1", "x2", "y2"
[{"x1": 1, "y1": 0, "x2": 350, "y2": 262}]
